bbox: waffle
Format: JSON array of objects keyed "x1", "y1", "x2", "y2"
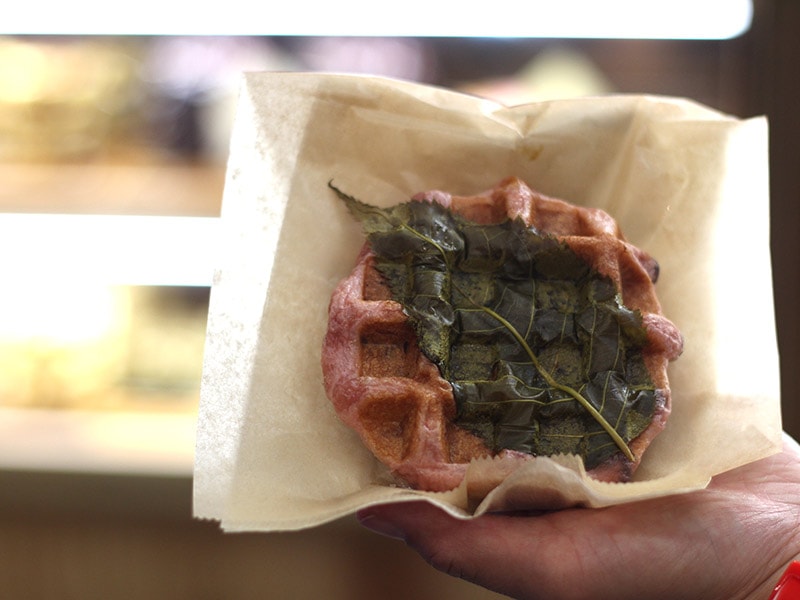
[{"x1": 322, "y1": 177, "x2": 683, "y2": 491}]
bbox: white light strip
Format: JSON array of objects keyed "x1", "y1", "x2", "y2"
[
  {"x1": 0, "y1": 214, "x2": 219, "y2": 287},
  {"x1": 2, "y1": 0, "x2": 752, "y2": 40}
]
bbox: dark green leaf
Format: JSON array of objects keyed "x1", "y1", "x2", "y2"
[{"x1": 331, "y1": 182, "x2": 657, "y2": 469}]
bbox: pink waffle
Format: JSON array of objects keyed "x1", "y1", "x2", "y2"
[{"x1": 322, "y1": 177, "x2": 683, "y2": 491}]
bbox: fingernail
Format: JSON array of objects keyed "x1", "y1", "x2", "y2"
[{"x1": 356, "y1": 509, "x2": 406, "y2": 540}]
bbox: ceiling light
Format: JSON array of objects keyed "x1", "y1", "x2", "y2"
[{"x1": 1, "y1": 0, "x2": 752, "y2": 40}]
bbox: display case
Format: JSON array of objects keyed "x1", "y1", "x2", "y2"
[{"x1": 0, "y1": 163, "x2": 222, "y2": 476}]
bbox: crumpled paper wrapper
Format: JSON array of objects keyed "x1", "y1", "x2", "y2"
[{"x1": 193, "y1": 72, "x2": 782, "y2": 532}]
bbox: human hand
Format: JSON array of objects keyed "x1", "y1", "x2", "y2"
[{"x1": 357, "y1": 433, "x2": 800, "y2": 600}]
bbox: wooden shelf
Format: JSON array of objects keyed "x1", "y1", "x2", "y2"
[{"x1": 0, "y1": 160, "x2": 226, "y2": 217}]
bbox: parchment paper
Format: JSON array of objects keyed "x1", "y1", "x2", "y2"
[{"x1": 193, "y1": 72, "x2": 781, "y2": 532}]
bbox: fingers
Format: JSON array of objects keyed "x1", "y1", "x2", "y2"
[
  {"x1": 355, "y1": 498, "x2": 721, "y2": 600},
  {"x1": 357, "y1": 501, "x2": 509, "y2": 594},
  {"x1": 356, "y1": 501, "x2": 581, "y2": 600}
]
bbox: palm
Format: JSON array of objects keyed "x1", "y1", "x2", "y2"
[{"x1": 358, "y1": 435, "x2": 800, "y2": 600}]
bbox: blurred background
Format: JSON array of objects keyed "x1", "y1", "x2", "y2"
[{"x1": 1, "y1": 0, "x2": 798, "y2": 598}]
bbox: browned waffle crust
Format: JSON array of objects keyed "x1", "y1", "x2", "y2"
[{"x1": 322, "y1": 177, "x2": 683, "y2": 491}]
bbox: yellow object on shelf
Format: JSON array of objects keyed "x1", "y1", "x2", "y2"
[{"x1": 0, "y1": 37, "x2": 139, "y2": 161}]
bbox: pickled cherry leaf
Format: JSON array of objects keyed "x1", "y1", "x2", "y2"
[{"x1": 331, "y1": 182, "x2": 657, "y2": 469}]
